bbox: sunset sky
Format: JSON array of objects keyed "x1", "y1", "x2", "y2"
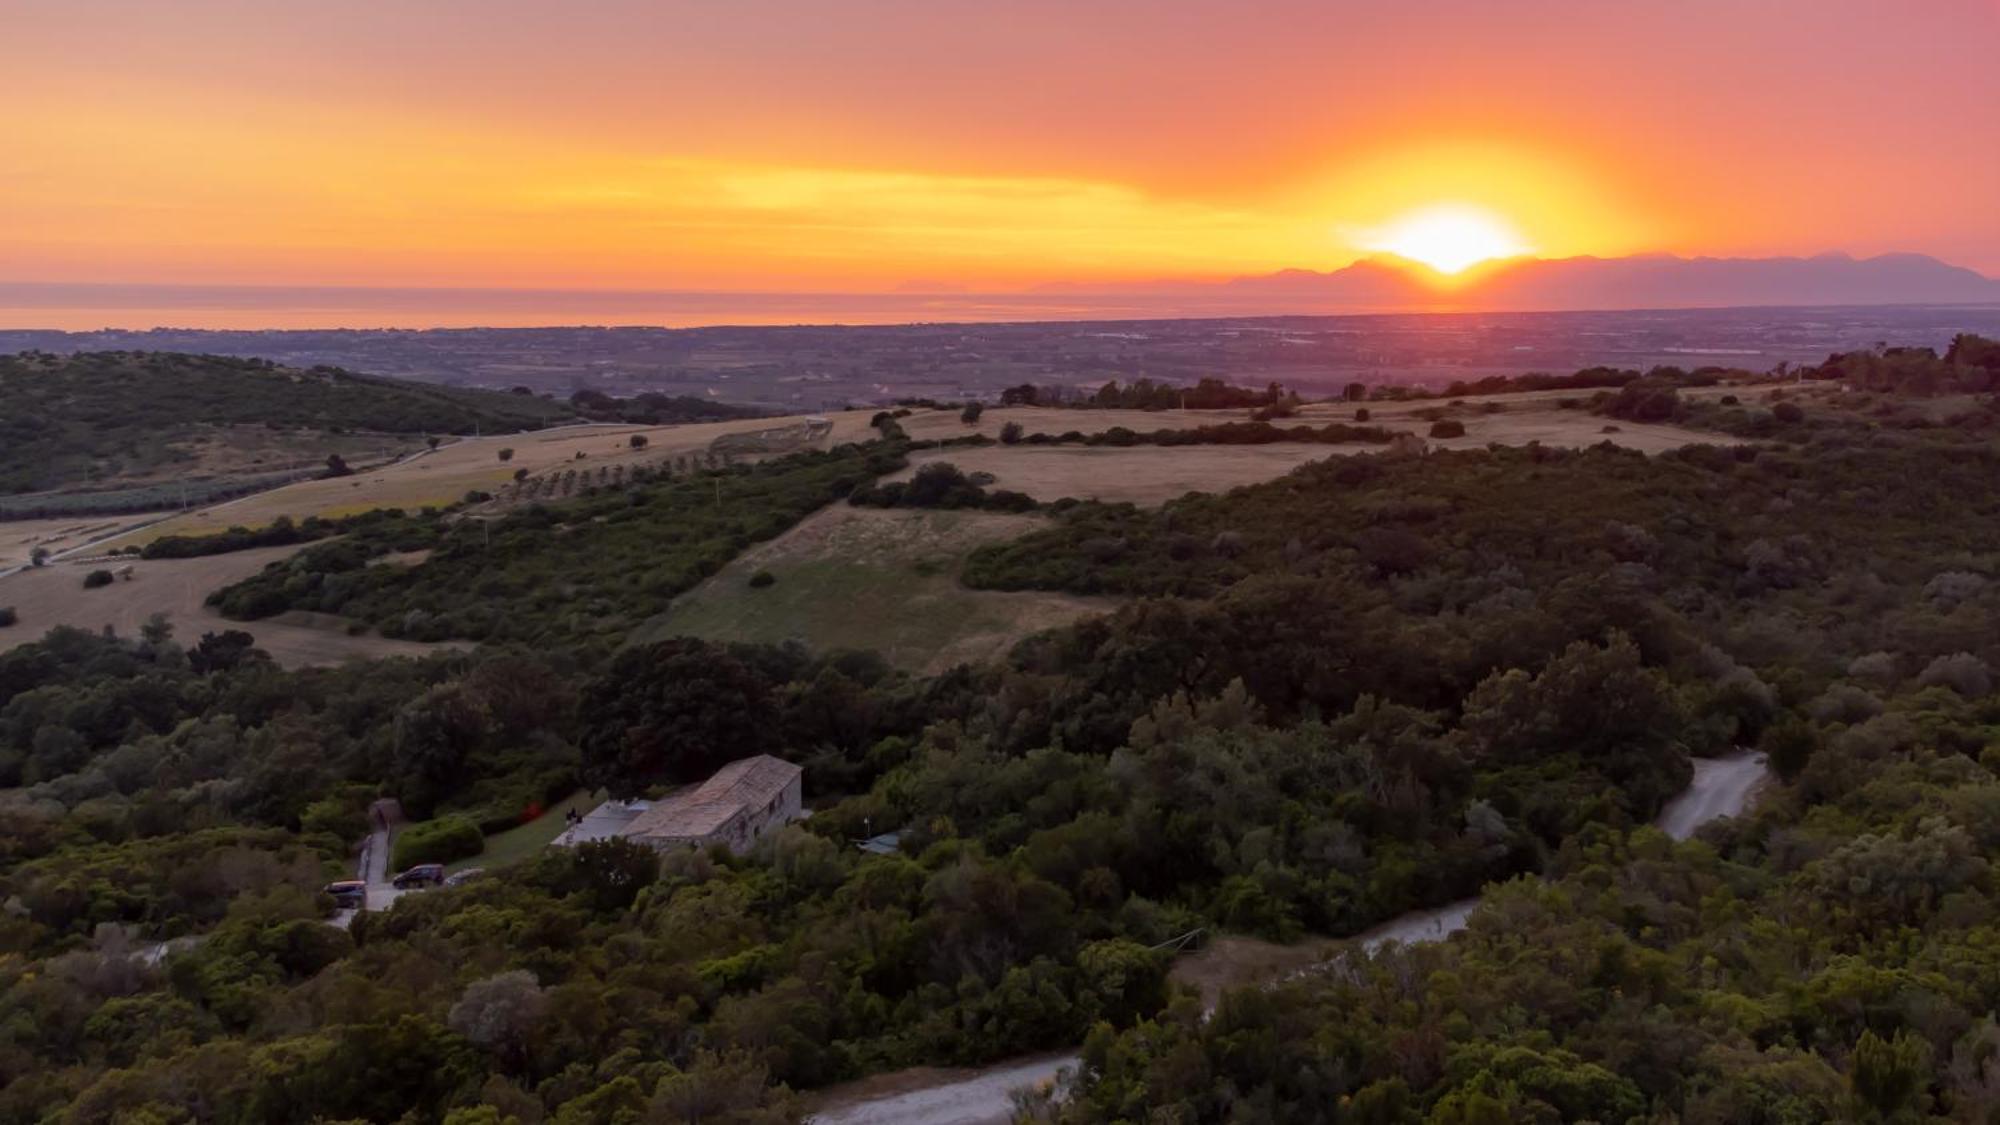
[{"x1": 6, "y1": 0, "x2": 1999, "y2": 294}]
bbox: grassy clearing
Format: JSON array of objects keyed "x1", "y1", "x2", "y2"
[
  {"x1": 637, "y1": 505, "x2": 1114, "y2": 674},
  {"x1": 1166, "y1": 934, "x2": 1341, "y2": 1012},
  {"x1": 446, "y1": 790, "x2": 601, "y2": 874}
]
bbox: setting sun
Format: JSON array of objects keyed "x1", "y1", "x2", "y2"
[{"x1": 1361, "y1": 204, "x2": 1533, "y2": 275}]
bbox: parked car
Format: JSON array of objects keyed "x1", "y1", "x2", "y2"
[
  {"x1": 443, "y1": 867, "x2": 484, "y2": 888},
  {"x1": 391, "y1": 863, "x2": 446, "y2": 889},
  {"x1": 323, "y1": 880, "x2": 366, "y2": 909}
]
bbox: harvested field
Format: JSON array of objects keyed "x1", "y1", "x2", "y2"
[
  {"x1": 636, "y1": 505, "x2": 1113, "y2": 673},
  {"x1": 97, "y1": 412, "x2": 881, "y2": 549},
  {"x1": 1, "y1": 514, "x2": 174, "y2": 570},
  {"x1": 0, "y1": 545, "x2": 454, "y2": 667},
  {"x1": 888, "y1": 396, "x2": 1737, "y2": 505}
]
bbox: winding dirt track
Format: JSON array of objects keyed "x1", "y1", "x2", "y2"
[{"x1": 808, "y1": 749, "x2": 1771, "y2": 1125}]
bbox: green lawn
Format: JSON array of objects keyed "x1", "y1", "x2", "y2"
[
  {"x1": 446, "y1": 789, "x2": 602, "y2": 874},
  {"x1": 635, "y1": 506, "x2": 1114, "y2": 673}
]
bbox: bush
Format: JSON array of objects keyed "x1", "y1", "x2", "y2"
[
  {"x1": 748, "y1": 570, "x2": 776, "y2": 588},
  {"x1": 497, "y1": 448, "x2": 515, "y2": 462},
  {"x1": 961, "y1": 402, "x2": 985, "y2": 425},
  {"x1": 1428, "y1": 420, "x2": 1467, "y2": 439},
  {"x1": 1917, "y1": 653, "x2": 1993, "y2": 697},
  {"x1": 391, "y1": 816, "x2": 485, "y2": 870},
  {"x1": 82, "y1": 570, "x2": 115, "y2": 589},
  {"x1": 1354, "y1": 408, "x2": 1371, "y2": 422},
  {"x1": 1772, "y1": 401, "x2": 1806, "y2": 424},
  {"x1": 0, "y1": 606, "x2": 16, "y2": 627},
  {"x1": 999, "y1": 421, "x2": 1024, "y2": 445},
  {"x1": 629, "y1": 434, "x2": 649, "y2": 450}
]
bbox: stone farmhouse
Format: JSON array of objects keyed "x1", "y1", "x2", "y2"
[{"x1": 618, "y1": 754, "x2": 803, "y2": 854}]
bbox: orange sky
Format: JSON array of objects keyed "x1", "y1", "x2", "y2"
[{"x1": 4, "y1": 0, "x2": 1998, "y2": 292}]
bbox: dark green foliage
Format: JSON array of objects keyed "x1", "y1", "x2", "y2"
[
  {"x1": 567, "y1": 386, "x2": 770, "y2": 425},
  {"x1": 209, "y1": 443, "x2": 897, "y2": 645},
  {"x1": 0, "y1": 607, "x2": 15, "y2": 627},
  {"x1": 566, "y1": 836, "x2": 660, "y2": 911},
  {"x1": 0, "y1": 350, "x2": 575, "y2": 494},
  {"x1": 1013, "y1": 418, "x2": 1393, "y2": 449},
  {"x1": 748, "y1": 569, "x2": 776, "y2": 588},
  {"x1": 1816, "y1": 335, "x2": 2000, "y2": 394},
  {"x1": 18, "y1": 351, "x2": 2000, "y2": 1121},
  {"x1": 960, "y1": 402, "x2": 984, "y2": 424},
  {"x1": 142, "y1": 509, "x2": 434, "y2": 560},
  {"x1": 82, "y1": 569, "x2": 114, "y2": 589},
  {"x1": 1444, "y1": 365, "x2": 1644, "y2": 397},
  {"x1": 391, "y1": 816, "x2": 484, "y2": 869},
  {"x1": 578, "y1": 638, "x2": 779, "y2": 794},
  {"x1": 848, "y1": 461, "x2": 1037, "y2": 512},
  {"x1": 1428, "y1": 418, "x2": 1466, "y2": 438}
]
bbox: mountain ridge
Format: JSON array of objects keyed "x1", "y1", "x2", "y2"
[{"x1": 1039, "y1": 251, "x2": 2000, "y2": 312}]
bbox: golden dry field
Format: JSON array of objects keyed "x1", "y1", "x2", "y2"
[
  {"x1": 0, "y1": 546, "x2": 453, "y2": 667},
  {"x1": 95, "y1": 414, "x2": 882, "y2": 548}
]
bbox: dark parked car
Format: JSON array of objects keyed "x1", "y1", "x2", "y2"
[
  {"x1": 391, "y1": 863, "x2": 446, "y2": 889},
  {"x1": 323, "y1": 880, "x2": 366, "y2": 909}
]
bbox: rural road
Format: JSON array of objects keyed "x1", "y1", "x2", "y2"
[
  {"x1": 1656, "y1": 749, "x2": 1769, "y2": 840},
  {"x1": 330, "y1": 817, "x2": 406, "y2": 929},
  {"x1": 811, "y1": 1055, "x2": 1080, "y2": 1125},
  {"x1": 810, "y1": 748, "x2": 1771, "y2": 1125}
]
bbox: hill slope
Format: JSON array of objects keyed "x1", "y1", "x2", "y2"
[{"x1": 0, "y1": 350, "x2": 577, "y2": 494}]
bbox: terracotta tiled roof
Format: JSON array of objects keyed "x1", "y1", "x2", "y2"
[{"x1": 624, "y1": 754, "x2": 800, "y2": 840}]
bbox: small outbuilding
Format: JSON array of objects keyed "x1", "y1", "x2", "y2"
[{"x1": 620, "y1": 754, "x2": 803, "y2": 855}]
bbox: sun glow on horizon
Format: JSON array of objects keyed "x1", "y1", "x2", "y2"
[{"x1": 1358, "y1": 203, "x2": 1534, "y2": 275}]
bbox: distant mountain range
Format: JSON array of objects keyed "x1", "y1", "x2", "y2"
[{"x1": 1044, "y1": 252, "x2": 2000, "y2": 313}]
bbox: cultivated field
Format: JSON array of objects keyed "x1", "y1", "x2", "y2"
[
  {"x1": 637, "y1": 505, "x2": 1114, "y2": 673},
  {"x1": 96, "y1": 413, "x2": 881, "y2": 548},
  {"x1": 1, "y1": 514, "x2": 174, "y2": 571},
  {"x1": 885, "y1": 396, "x2": 1738, "y2": 504},
  {"x1": 84, "y1": 391, "x2": 1737, "y2": 546},
  {"x1": 0, "y1": 546, "x2": 451, "y2": 667}
]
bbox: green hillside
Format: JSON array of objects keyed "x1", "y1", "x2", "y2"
[{"x1": 0, "y1": 350, "x2": 578, "y2": 494}]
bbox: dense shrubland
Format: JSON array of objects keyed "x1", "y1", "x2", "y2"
[{"x1": 10, "y1": 374, "x2": 2000, "y2": 1120}]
